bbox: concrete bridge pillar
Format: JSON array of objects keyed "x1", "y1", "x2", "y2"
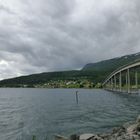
[
  {"x1": 114, "y1": 75, "x2": 116, "y2": 91},
  {"x1": 127, "y1": 69, "x2": 130, "y2": 93},
  {"x1": 108, "y1": 80, "x2": 110, "y2": 90},
  {"x1": 108, "y1": 80, "x2": 110, "y2": 89},
  {"x1": 119, "y1": 72, "x2": 122, "y2": 92},
  {"x1": 111, "y1": 78, "x2": 113, "y2": 90},
  {"x1": 126, "y1": 71, "x2": 128, "y2": 91},
  {"x1": 135, "y1": 71, "x2": 138, "y2": 90}
]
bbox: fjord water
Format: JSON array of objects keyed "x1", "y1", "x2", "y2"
[{"x1": 0, "y1": 89, "x2": 140, "y2": 140}]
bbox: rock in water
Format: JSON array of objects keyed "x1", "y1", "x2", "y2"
[
  {"x1": 79, "y1": 133, "x2": 95, "y2": 140},
  {"x1": 136, "y1": 115, "x2": 140, "y2": 123},
  {"x1": 54, "y1": 135, "x2": 69, "y2": 140}
]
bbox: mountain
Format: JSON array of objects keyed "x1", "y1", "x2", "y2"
[
  {"x1": 0, "y1": 52, "x2": 140, "y2": 87},
  {"x1": 82, "y1": 52, "x2": 140, "y2": 71}
]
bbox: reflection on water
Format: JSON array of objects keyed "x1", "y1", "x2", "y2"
[{"x1": 0, "y1": 88, "x2": 140, "y2": 140}]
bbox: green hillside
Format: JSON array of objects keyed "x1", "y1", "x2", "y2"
[
  {"x1": 82, "y1": 52, "x2": 140, "y2": 71},
  {"x1": 0, "y1": 52, "x2": 140, "y2": 88},
  {"x1": 0, "y1": 70, "x2": 107, "y2": 88}
]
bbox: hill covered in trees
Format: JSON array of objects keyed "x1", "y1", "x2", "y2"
[{"x1": 0, "y1": 52, "x2": 140, "y2": 88}]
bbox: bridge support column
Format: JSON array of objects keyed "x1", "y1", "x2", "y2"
[
  {"x1": 114, "y1": 75, "x2": 116, "y2": 91},
  {"x1": 108, "y1": 80, "x2": 110, "y2": 90},
  {"x1": 126, "y1": 71, "x2": 128, "y2": 92},
  {"x1": 119, "y1": 72, "x2": 122, "y2": 92},
  {"x1": 127, "y1": 69, "x2": 130, "y2": 93},
  {"x1": 105, "y1": 81, "x2": 108, "y2": 90},
  {"x1": 111, "y1": 78, "x2": 113, "y2": 91},
  {"x1": 135, "y1": 71, "x2": 138, "y2": 91}
]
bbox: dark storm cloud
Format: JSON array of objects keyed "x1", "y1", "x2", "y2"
[{"x1": 0, "y1": 0, "x2": 140, "y2": 79}]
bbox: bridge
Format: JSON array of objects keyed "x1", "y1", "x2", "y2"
[{"x1": 102, "y1": 59, "x2": 140, "y2": 93}]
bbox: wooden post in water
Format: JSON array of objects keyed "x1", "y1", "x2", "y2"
[
  {"x1": 75, "y1": 91, "x2": 79, "y2": 104},
  {"x1": 32, "y1": 135, "x2": 36, "y2": 140}
]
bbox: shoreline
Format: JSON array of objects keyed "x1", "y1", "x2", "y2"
[{"x1": 55, "y1": 115, "x2": 140, "y2": 140}]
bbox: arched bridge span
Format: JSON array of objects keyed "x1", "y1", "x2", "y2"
[{"x1": 102, "y1": 59, "x2": 140, "y2": 93}]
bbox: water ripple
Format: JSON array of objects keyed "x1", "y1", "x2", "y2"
[{"x1": 0, "y1": 88, "x2": 140, "y2": 140}]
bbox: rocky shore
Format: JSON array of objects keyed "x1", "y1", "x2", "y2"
[{"x1": 55, "y1": 115, "x2": 140, "y2": 140}]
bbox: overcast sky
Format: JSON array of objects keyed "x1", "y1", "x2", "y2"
[{"x1": 0, "y1": 0, "x2": 140, "y2": 80}]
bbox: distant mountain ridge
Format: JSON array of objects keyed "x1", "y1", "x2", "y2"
[
  {"x1": 0, "y1": 52, "x2": 140, "y2": 87},
  {"x1": 82, "y1": 52, "x2": 140, "y2": 72}
]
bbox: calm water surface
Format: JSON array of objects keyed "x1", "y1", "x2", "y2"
[{"x1": 0, "y1": 88, "x2": 140, "y2": 140}]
